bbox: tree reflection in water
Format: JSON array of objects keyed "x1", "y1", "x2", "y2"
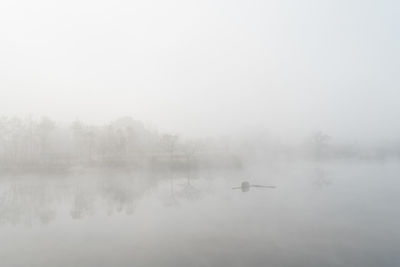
[
  {"x1": 312, "y1": 168, "x2": 332, "y2": 188},
  {"x1": 176, "y1": 174, "x2": 202, "y2": 201},
  {"x1": 70, "y1": 188, "x2": 94, "y2": 219},
  {"x1": 0, "y1": 171, "x2": 207, "y2": 225},
  {"x1": 0, "y1": 180, "x2": 57, "y2": 225}
]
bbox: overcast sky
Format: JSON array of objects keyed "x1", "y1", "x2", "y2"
[{"x1": 1, "y1": 0, "x2": 399, "y2": 141}]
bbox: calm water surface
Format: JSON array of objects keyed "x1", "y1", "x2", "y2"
[{"x1": 0, "y1": 161, "x2": 399, "y2": 267}]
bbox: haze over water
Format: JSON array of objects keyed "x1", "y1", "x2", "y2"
[
  {"x1": 1, "y1": 0, "x2": 400, "y2": 266},
  {"x1": 0, "y1": 160, "x2": 399, "y2": 267}
]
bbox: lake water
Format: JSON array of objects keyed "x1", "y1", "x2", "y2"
[{"x1": 0, "y1": 160, "x2": 399, "y2": 267}]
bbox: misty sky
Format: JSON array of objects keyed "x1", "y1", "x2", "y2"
[{"x1": 1, "y1": 0, "x2": 399, "y2": 141}]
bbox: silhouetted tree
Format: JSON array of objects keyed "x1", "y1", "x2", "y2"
[
  {"x1": 310, "y1": 131, "x2": 331, "y2": 159},
  {"x1": 37, "y1": 117, "x2": 55, "y2": 158}
]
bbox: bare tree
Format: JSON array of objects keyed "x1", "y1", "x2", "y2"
[
  {"x1": 310, "y1": 131, "x2": 331, "y2": 160},
  {"x1": 37, "y1": 117, "x2": 55, "y2": 159}
]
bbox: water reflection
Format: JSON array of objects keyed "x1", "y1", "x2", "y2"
[
  {"x1": 176, "y1": 175, "x2": 202, "y2": 201},
  {"x1": 70, "y1": 189, "x2": 94, "y2": 219},
  {"x1": 99, "y1": 174, "x2": 153, "y2": 215},
  {"x1": 0, "y1": 181, "x2": 58, "y2": 225},
  {"x1": 0, "y1": 171, "x2": 207, "y2": 225},
  {"x1": 0, "y1": 163, "x2": 399, "y2": 267},
  {"x1": 312, "y1": 168, "x2": 332, "y2": 188},
  {"x1": 160, "y1": 172, "x2": 204, "y2": 207}
]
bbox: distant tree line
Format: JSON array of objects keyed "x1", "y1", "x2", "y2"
[
  {"x1": 0, "y1": 116, "x2": 240, "y2": 172},
  {"x1": 0, "y1": 116, "x2": 398, "y2": 172}
]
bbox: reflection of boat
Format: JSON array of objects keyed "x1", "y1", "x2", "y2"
[{"x1": 232, "y1": 181, "x2": 276, "y2": 192}]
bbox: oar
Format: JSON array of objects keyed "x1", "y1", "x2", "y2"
[{"x1": 251, "y1": 185, "x2": 276, "y2": 188}]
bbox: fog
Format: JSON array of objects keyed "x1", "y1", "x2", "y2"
[
  {"x1": 1, "y1": 0, "x2": 399, "y2": 142},
  {"x1": 1, "y1": 0, "x2": 400, "y2": 266}
]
